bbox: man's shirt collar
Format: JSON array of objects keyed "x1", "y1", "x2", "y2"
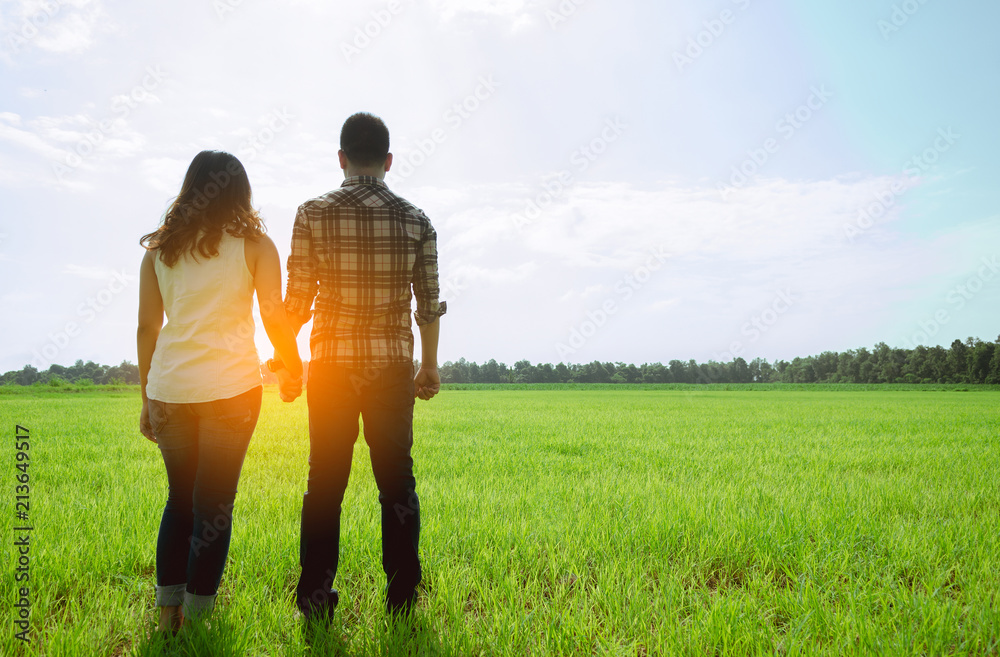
[{"x1": 342, "y1": 175, "x2": 387, "y2": 189}]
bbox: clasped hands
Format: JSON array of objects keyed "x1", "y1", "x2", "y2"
[{"x1": 276, "y1": 368, "x2": 303, "y2": 402}]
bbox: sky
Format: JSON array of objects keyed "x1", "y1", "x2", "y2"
[{"x1": 1, "y1": 0, "x2": 998, "y2": 373}]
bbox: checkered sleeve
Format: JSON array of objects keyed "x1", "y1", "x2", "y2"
[
  {"x1": 412, "y1": 219, "x2": 447, "y2": 326},
  {"x1": 284, "y1": 204, "x2": 318, "y2": 322}
]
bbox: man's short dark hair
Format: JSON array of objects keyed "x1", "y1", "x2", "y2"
[{"x1": 340, "y1": 112, "x2": 390, "y2": 167}]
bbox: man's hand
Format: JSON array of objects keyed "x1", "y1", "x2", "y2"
[
  {"x1": 139, "y1": 399, "x2": 156, "y2": 443},
  {"x1": 277, "y1": 368, "x2": 303, "y2": 402},
  {"x1": 414, "y1": 366, "x2": 440, "y2": 401}
]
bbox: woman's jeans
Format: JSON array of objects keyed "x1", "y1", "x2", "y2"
[{"x1": 149, "y1": 386, "x2": 262, "y2": 617}]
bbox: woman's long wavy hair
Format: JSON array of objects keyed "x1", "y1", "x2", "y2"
[{"x1": 140, "y1": 150, "x2": 265, "y2": 267}]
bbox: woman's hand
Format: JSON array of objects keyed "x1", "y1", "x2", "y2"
[
  {"x1": 140, "y1": 399, "x2": 157, "y2": 443},
  {"x1": 277, "y1": 369, "x2": 303, "y2": 402}
]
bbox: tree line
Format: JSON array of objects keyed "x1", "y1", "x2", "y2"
[
  {"x1": 436, "y1": 337, "x2": 1000, "y2": 384},
  {"x1": 1, "y1": 360, "x2": 142, "y2": 386},
  {"x1": 3, "y1": 336, "x2": 999, "y2": 387}
]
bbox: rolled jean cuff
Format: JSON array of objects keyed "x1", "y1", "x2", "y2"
[
  {"x1": 155, "y1": 583, "x2": 185, "y2": 607},
  {"x1": 183, "y1": 590, "x2": 217, "y2": 618}
]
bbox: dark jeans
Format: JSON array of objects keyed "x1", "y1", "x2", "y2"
[
  {"x1": 149, "y1": 386, "x2": 262, "y2": 613},
  {"x1": 296, "y1": 362, "x2": 421, "y2": 615}
]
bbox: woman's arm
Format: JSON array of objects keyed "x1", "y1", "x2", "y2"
[
  {"x1": 247, "y1": 235, "x2": 303, "y2": 380},
  {"x1": 137, "y1": 250, "x2": 164, "y2": 440},
  {"x1": 137, "y1": 250, "x2": 164, "y2": 399}
]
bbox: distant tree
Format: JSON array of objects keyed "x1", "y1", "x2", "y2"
[
  {"x1": 949, "y1": 339, "x2": 970, "y2": 382},
  {"x1": 16, "y1": 365, "x2": 39, "y2": 386},
  {"x1": 903, "y1": 346, "x2": 930, "y2": 383},
  {"x1": 482, "y1": 359, "x2": 503, "y2": 383},
  {"x1": 970, "y1": 341, "x2": 996, "y2": 383},
  {"x1": 813, "y1": 351, "x2": 839, "y2": 382},
  {"x1": 513, "y1": 360, "x2": 536, "y2": 383},
  {"x1": 836, "y1": 350, "x2": 857, "y2": 383},
  {"x1": 731, "y1": 357, "x2": 751, "y2": 383},
  {"x1": 774, "y1": 360, "x2": 789, "y2": 380},
  {"x1": 757, "y1": 359, "x2": 775, "y2": 383},
  {"x1": 621, "y1": 363, "x2": 642, "y2": 383},
  {"x1": 926, "y1": 345, "x2": 949, "y2": 382},
  {"x1": 785, "y1": 357, "x2": 815, "y2": 383},
  {"x1": 988, "y1": 342, "x2": 1000, "y2": 384},
  {"x1": 856, "y1": 348, "x2": 874, "y2": 383},
  {"x1": 439, "y1": 361, "x2": 462, "y2": 383},
  {"x1": 641, "y1": 362, "x2": 669, "y2": 383}
]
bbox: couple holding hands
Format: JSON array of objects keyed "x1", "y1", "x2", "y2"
[{"x1": 136, "y1": 112, "x2": 445, "y2": 633}]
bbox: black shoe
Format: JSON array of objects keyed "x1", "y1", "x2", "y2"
[
  {"x1": 297, "y1": 588, "x2": 339, "y2": 623},
  {"x1": 385, "y1": 589, "x2": 417, "y2": 617}
]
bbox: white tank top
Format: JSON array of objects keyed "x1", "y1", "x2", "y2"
[{"x1": 146, "y1": 231, "x2": 262, "y2": 403}]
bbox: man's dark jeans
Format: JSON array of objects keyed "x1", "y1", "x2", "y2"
[
  {"x1": 296, "y1": 361, "x2": 421, "y2": 617},
  {"x1": 150, "y1": 386, "x2": 262, "y2": 616}
]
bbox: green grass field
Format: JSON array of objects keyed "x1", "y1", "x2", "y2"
[{"x1": 2, "y1": 386, "x2": 999, "y2": 655}]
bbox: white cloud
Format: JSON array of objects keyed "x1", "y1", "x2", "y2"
[
  {"x1": 402, "y1": 173, "x2": 975, "y2": 362},
  {"x1": 0, "y1": 112, "x2": 67, "y2": 161},
  {"x1": 62, "y1": 263, "x2": 116, "y2": 280},
  {"x1": 1, "y1": 0, "x2": 111, "y2": 55},
  {"x1": 559, "y1": 284, "x2": 611, "y2": 302},
  {"x1": 451, "y1": 260, "x2": 538, "y2": 286},
  {"x1": 0, "y1": 112, "x2": 148, "y2": 185},
  {"x1": 138, "y1": 157, "x2": 188, "y2": 195},
  {"x1": 429, "y1": 0, "x2": 541, "y2": 30}
]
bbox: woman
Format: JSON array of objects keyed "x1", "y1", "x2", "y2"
[{"x1": 136, "y1": 150, "x2": 303, "y2": 633}]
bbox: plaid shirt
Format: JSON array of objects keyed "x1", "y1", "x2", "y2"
[{"x1": 284, "y1": 176, "x2": 446, "y2": 367}]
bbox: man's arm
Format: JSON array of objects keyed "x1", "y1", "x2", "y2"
[
  {"x1": 412, "y1": 220, "x2": 446, "y2": 328},
  {"x1": 412, "y1": 217, "x2": 446, "y2": 401},
  {"x1": 415, "y1": 317, "x2": 440, "y2": 401},
  {"x1": 282, "y1": 204, "x2": 319, "y2": 338},
  {"x1": 274, "y1": 204, "x2": 317, "y2": 359}
]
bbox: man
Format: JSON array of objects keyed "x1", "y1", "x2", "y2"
[{"x1": 271, "y1": 112, "x2": 446, "y2": 620}]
